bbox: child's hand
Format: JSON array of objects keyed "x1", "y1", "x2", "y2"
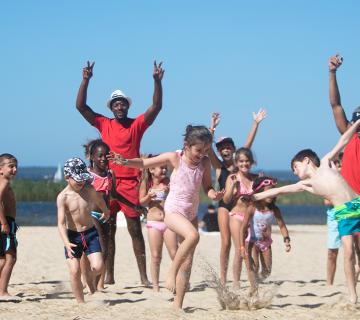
[
  {"x1": 65, "y1": 242, "x2": 77, "y2": 259},
  {"x1": 107, "y1": 151, "x2": 128, "y2": 166},
  {"x1": 1, "y1": 223, "x2": 10, "y2": 235},
  {"x1": 329, "y1": 55, "x2": 343, "y2": 72},
  {"x1": 100, "y1": 211, "x2": 110, "y2": 222},
  {"x1": 148, "y1": 190, "x2": 157, "y2": 200},
  {"x1": 210, "y1": 112, "x2": 220, "y2": 130},
  {"x1": 284, "y1": 236, "x2": 291, "y2": 252},
  {"x1": 209, "y1": 189, "x2": 225, "y2": 201},
  {"x1": 153, "y1": 60, "x2": 165, "y2": 81},
  {"x1": 83, "y1": 61, "x2": 95, "y2": 80},
  {"x1": 253, "y1": 108, "x2": 267, "y2": 124}
]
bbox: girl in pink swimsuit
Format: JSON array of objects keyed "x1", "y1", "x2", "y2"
[
  {"x1": 139, "y1": 156, "x2": 178, "y2": 292},
  {"x1": 223, "y1": 147, "x2": 258, "y2": 289},
  {"x1": 240, "y1": 176, "x2": 291, "y2": 294},
  {"x1": 109, "y1": 125, "x2": 224, "y2": 309}
]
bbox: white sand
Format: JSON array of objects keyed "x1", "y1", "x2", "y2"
[{"x1": 0, "y1": 225, "x2": 359, "y2": 319}]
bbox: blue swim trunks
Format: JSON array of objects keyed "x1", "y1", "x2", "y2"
[
  {"x1": 329, "y1": 197, "x2": 360, "y2": 238},
  {"x1": 326, "y1": 209, "x2": 341, "y2": 249},
  {"x1": 64, "y1": 226, "x2": 101, "y2": 259},
  {"x1": 0, "y1": 216, "x2": 18, "y2": 256}
]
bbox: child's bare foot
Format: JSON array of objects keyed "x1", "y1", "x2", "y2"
[
  {"x1": 141, "y1": 278, "x2": 151, "y2": 287},
  {"x1": 232, "y1": 281, "x2": 240, "y2": 290},
  {"x1": 349, "y1": 293, "x2": 358, "y2": 304},
  {"x1": 104, "y1": 277, "x2": 115, "y2": 285},
  {"x1": 165, "y1": 275, "x2": 176, "y2": 294}
]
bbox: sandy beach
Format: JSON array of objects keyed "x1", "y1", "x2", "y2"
[{"x1": 1, "y1": 225, "x2": 359, "y2": 319}]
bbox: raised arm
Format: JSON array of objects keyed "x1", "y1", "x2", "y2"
[
  {"x1": 328, "y1": 55, "x2": 350, "y2": 134},
  {"x1": 243, "y1": 108, "x2": 267, "y2": 148},
  {"x1": 76, "y1": 61, "x2": 99, "y2": 126},
  {"x1": 144, "y1": 61, "x2": 165, "y2": 125},
  {"x1": 323, "y1": 119, "x2": 360, "y2": 162},
  {"x1": 208, "y1": 112, "x2": 223, "y2": 171}
]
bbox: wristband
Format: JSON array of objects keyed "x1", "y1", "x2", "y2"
[{"x1": 283, "y1": 236, "x2": 290, "y2": 243}]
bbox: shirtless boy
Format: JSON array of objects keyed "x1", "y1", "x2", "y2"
[
  {"x1": 0, "y1": 154, "x2": 18, "y2": 298},
  {"x1": 252, "y1": 119, "x2": 360, "y2": 304},
  {"x1": 57, "y1": 157, "x2": 110, "y2": 303}
]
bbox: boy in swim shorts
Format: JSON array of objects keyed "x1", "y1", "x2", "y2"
[
  {"x1": 0, "y1": 154, "x2": 18, "y2": 298},
  {"x1": 57, "y1": 157, "x2": 110, "y2": 303},
  {"x1": 252, "y1": 119, "x2": 360, "y2": 304}
]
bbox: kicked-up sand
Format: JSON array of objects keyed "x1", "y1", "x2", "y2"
[{"x1": 0, "y1": 225, "x2": 359, "y2": 319}]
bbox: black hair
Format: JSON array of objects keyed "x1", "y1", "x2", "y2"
[
  {"x1": 0, "y1": 153, "x2": 17, "y2": 166},
  {"x1": 234, "y1": 147, "x2": 255, "y2": 165},
  {"x1": 83, "y1": 139, "x2": 110, "y2": 168},
  {"x1": 290, "y1": 149, "x2": 320, "y2": 170},
  {"x1": 183, "y1": 125, "x2": 212, "y2": 147},
  {"x1": 141, "y1": 154, "x2": 159, "y2": 191}
]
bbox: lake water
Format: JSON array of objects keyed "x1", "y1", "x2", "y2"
[{"x1": 16, "y1": 202, "x2": 327, "y2": 226}]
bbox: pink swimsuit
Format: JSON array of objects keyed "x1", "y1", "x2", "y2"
[
  {"x1": 90, "y1": 171, "x2": 112, "y2": 195},
  {"x1": 229, "y1": 179, "x2": 253, "y2": 221},
  {"x1": 164, "y1": 153, "x2": 204, "y2": 221}
]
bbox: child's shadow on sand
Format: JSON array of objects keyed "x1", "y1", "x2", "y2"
[
  {"x1": 183, "y1": 306, "x2": 209, "y2": 313},
  {"x1": 104, "y1": 298, "x2": 146, "y2": 306}
]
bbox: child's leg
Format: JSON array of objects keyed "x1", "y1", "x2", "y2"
[
  {"x1": 229, "y1": 216, "x2": 243, "y2": 289},
  {"x1": 218, "y1": 207, "x2": 231, "y2": 286},
  {"x1": 341, "y1": 235, "x2": 357, "y2": 304},
  {"x1": 67, "y1": 258, "x2": 84, "y2": 303},
  {"x1": 97, "y1": 222, "x2": 110, "y2": 290},
  {"x1": 87, "y1": 252, "x2": 104, "y2": 276},
  {"x1": 164, "y1": 213, "x2": 199, "y2": 295},
  {"x1": 173, "y1": 243, "x2": 196, "y2": 309},
  {"x1": 251, "y1": 245, "x2": 260, "y2": 275},
  {"x1": 80, "y1": 253, "x2": 96, "y2": 294},
  {"x1": 354, "y1": 234, "x2": 360, "y2": 282},
  {"x1": 326, "y1": 249, "x2": 339, "y2": 285},
  {"x1": 105, "y1": 213, "x2": 117, "y2": 284},
  {"x1": 147, "y1": 227, "x2": 164, "y2": 292},
  {"x1": 163, "y1": 228, "x2": 178, "y2": 260},
  {"x1": 259, "y1": 247, "x2": 272, "y2": 279},
  {"x1": 0, "y1": 252, "x2": 16, "y2": 296},
  {"x1": 243, "y1": 242, "x2": 257, "y2": 294}
]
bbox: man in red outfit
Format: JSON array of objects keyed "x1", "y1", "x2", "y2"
[{"x1": 76, "y1": 61, "x2": 164, "y2": 285}]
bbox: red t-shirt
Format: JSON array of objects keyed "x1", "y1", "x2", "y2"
[
  {"x1": 341, "y1": 133, "x2": 360, "y2": 195},
  {"x1": 93, "y1": 114, "x2": 149, "y2": 178}
]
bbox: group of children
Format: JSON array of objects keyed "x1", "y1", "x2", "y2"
[{"x1": 1, "y1": 56, "x2": 360, "y2": 309}]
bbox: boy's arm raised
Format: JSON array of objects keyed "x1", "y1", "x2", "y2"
[
  {"x1": 243, "y1": 109, "x2": 267, "y2": 148},
  {"x1": 328, "y1": 55, "x2": 350, "y2": 134},
  {"x1": 322, "y1": 119, "x2": 360, "y2": 162},
  {"x1": 144, "y1": 61, "x2": 164, "y2": 125},
  {"x1": 76, "y1": 61, "x2": 99, "y2": 126}
]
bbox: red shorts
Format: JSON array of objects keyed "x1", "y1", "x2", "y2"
[{"x1": 110, "y1": 176, "x2": 140, "y2": 218}]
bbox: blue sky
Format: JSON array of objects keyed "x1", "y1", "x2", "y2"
[{"x1": 2, "y1": 1, "x2": 360, "y2": 170}]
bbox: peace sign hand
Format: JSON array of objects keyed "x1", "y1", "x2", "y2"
[
  {"x1": 153, "y1": 60, "x2": 165, "y2": 81},
  {"x1": 83, "y1": 61, "x2": 95, "y2": 80}
]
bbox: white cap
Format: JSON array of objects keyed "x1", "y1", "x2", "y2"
[{"x1": 106, "y1": 90, "x2": 132, "y2": 109}]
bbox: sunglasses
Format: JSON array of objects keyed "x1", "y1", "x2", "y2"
[{"x1": 253, "y1": 179, "x2": 277, "y2": 193}]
